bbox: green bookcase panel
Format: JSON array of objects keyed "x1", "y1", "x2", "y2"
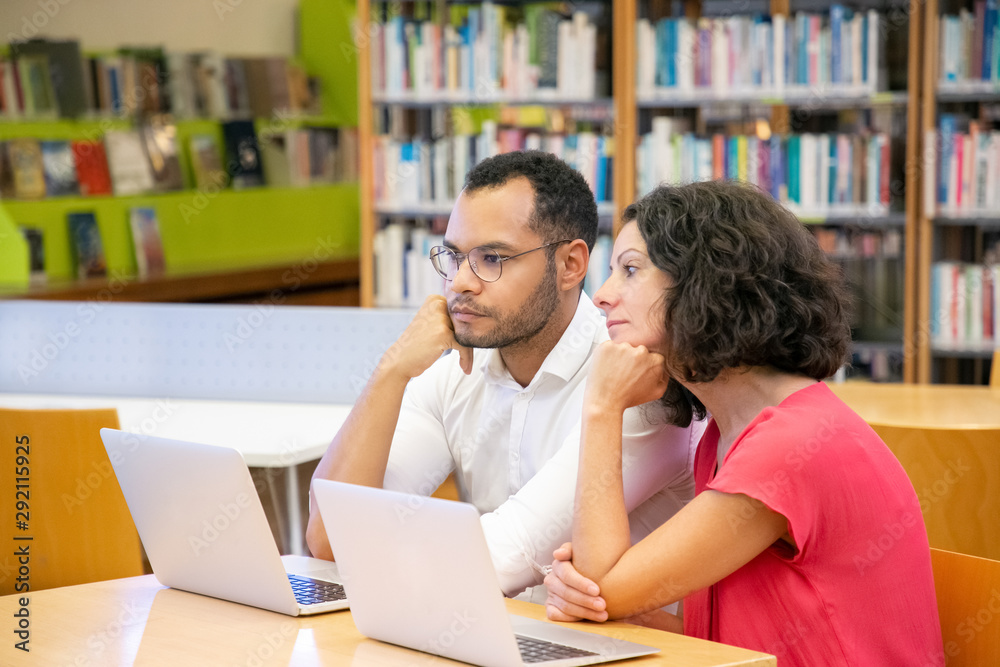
[
  {"x1": 0, "y1": 203, "x2": 30, "y2": 289},
  {"x1": 300, "y1": 0, "x2": 358, "y2": 126},
  {"x1": 1, "y1": 184, "x2": 359, "y2": 283}
]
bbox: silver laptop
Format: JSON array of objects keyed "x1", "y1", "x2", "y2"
[
  {"x1": 312, "y1": 479, "x2": 660, "y2": 667},
  {"x1": 100, "y1": 428, "x2": 348, "y2": 616}
]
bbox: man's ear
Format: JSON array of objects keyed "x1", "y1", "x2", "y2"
[{"x1": 558, "y1": 239, "x2": 590, "y2": 292}]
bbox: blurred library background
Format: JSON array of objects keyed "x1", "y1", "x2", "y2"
[{"x1": 1, "y1": 0, "x2": 998, "y2": 384}]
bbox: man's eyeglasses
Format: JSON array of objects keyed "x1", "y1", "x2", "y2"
[{"x1": 429, "y1": 240, "x2": 572, "y2": 283}]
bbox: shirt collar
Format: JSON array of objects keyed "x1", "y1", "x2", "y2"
[{"x1": 480, "y1": 292, "x2": 606, "y2": 389}]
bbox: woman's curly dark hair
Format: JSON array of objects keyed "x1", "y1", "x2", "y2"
[{"x1": 625, "y1": 180, "x2": 853, "y2": 427}]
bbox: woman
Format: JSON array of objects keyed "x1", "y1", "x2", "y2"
[{"x1": 545, "y1": 181, "x2": 943, "y2": 665}]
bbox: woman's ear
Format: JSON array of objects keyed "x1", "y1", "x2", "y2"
[{"x1": 558, "y1": 239, "x2": 590, "y2": 291}]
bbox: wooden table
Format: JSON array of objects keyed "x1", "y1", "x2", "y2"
[
  {"x1": 0, "y1": 576, "x2": 775, "y2": 666},
  {"x1": 827, "y1": 381, "x2": 1000, "y2": 429}
]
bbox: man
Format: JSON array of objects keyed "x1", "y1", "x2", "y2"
[{"x1": 307, "y1": 151, "x2": 701, "y2": 600}]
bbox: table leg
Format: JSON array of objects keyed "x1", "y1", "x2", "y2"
[{"x1": 285, "y1": 463, "x2": 304, "y2": 556}]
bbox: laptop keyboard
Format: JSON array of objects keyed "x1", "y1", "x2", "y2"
[
  {"x1": 287, "y1": 573, "x2": 347, "y2": 606},
  {"x1": 516, "y1": 635, "x2": 599, "y2": 663}
]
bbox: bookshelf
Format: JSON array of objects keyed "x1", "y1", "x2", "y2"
[
  {"x1": 619, "y1": 0, "x2": 922, "y2": 383},
  {"x1": 356, "y1": 1, "x2": 618, "y2": 308},
  {"x1": 918, "y1": 0, "x2": 1000, "y2": 384},
  {"x1": 0, "y1": 0, "x2": 361, "y2": 303},
  {"x1": 352, "y1": 0, "x2": 927, "y2": 382}
]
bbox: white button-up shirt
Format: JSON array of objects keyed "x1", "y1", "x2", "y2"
[{"x1": 384, "y1": 294, "x2": 704, "y2": 598}]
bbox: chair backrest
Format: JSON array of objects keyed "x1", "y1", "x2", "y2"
[
  {"x1": 869, "y1": 423, "x2": 1000, "y2": 561},
  {"x1": 931, "y1": 548, "x2": 1000, "y2": 666},
  {"x1": 0, "y1": 407, "x2": 145, "y2": 594}
]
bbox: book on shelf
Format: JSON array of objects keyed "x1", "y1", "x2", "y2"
[
  {"x1": 104, "y1": 130, "x2": 156, "y2": 196},
  {"x1": 374, "y1": 120, "x2": 612, "y2": 210},
  {"x1": 188, "y1": 134, "x2": 227, "y2": 190},
  {"x1": 259, "y1": 130, "x2": 299, "y2": 188},
  {"x1": 118, "y1": 46, "x2": 171, "y2": 116},
  {"x1": 374, "y1": 220, "x2": 446, "y2": 308},
  {"x1": 0, "y1": 59, "x2": 25, "y2": 117},
  {"x1": 636, "y1": 6, "x2": 887, "y2": 100},
  {"x1": 224, "y1": 58, "x2": 252, "y2": 118},
  {"x1": 40, "y1": 140, "x2": 80, "y2": 197},
  {"x1": 938, "y1": 4, "x2": 1000, "y2": 87},
  {"x1": 636, "y1": 117, "x2": 892, "y2": 217},
  {"x1": 260, "y1": 125, "x2": 358, "y2": 187},
  {"x1": 139, "y1": 116, "x2": 185, "y2": 192},
  {"x1": 928, "y1": 114, "x2": 1000, "y2": 215},
  {"x1": 71, "y1": 140, "x2": 114, "y2": 196},
  {"x1": 13, "y1": 55, "x2": 60, "y2": 118},
  {"x1": 583, "y1": 234, "x2": 612, "y2": 298},
  {"x1": 1, "y1": 138, "x2": 47, "y2": 199},
  {"x1": 128, "y1": 207, "x2": 166, "y2": 278},
  {"x1": 67, "y1": 211, "x2": 107, "y2": 280},
  {"x1": 11, "y1": 39, "x2": 89, "y2": 118},
  {"x1": 931, "y1": 261, "x2": 1000, "y2": 349},
  {"x1": 222, "y1": 120, "x2": 265, "y2": 189},
  {"x1": 19, "y1": 227, "x2": 46, "y2": 287},
  {"x1": 2, "y1": 40, "x2": 320, "y2": 121},
  {"x1": 812, "y1": 227, "x2": 903, "y2": 260},
  {"x1": 372, "y1": 3, "x2": 605, "y2": 102}
]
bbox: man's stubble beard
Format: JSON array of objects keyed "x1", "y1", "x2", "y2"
[{"x1": 451, "y1": 260, "x2": 560, "y2": 350}]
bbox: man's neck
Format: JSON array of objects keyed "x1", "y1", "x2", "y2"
[{"x1": 498, "y1": 294, "x2": 580, "y2": 388}]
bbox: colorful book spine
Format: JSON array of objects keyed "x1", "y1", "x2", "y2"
[{"x1": 933, "y1": 118, "x2": 1000, "y2": 215}]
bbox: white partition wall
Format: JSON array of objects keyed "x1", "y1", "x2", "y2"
[{"x1": 0, "y1": 301, "x2": 413, "y2": 403}]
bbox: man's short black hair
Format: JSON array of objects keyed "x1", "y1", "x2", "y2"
[{"x1": 463, "y1": 150, "x2": 599, "y2": 252}]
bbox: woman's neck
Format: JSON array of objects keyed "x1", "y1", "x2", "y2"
[{"x1": 684, "y1": 367, "x2": 817, "y2": 462}]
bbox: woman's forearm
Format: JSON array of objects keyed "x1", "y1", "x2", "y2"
[{"x1": 571, "y1": 403, "x2": 633, "y2": 583}]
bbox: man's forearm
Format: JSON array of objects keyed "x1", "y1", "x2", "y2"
[
  {"x1": 306, "y1": 364, "x2": 410, "y2": 558},
  {"x1": 312, "y1": 364, "x2": 410, "y2": 486}
]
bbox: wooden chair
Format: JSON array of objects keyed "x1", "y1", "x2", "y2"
[
  {"x1": 0, "y1": 408, "x2": 145, "y2": 594},
  {"x1": 869, "y1": 423, "x2": 1000, "y2": 561},
  {"x1": 931, "y1": 548, "x2": 1000, "y2": 665}
]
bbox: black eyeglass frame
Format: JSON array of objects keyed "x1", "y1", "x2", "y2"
[{"x1": 428, "y1": 239, "x2": 573, "y2": 283}]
